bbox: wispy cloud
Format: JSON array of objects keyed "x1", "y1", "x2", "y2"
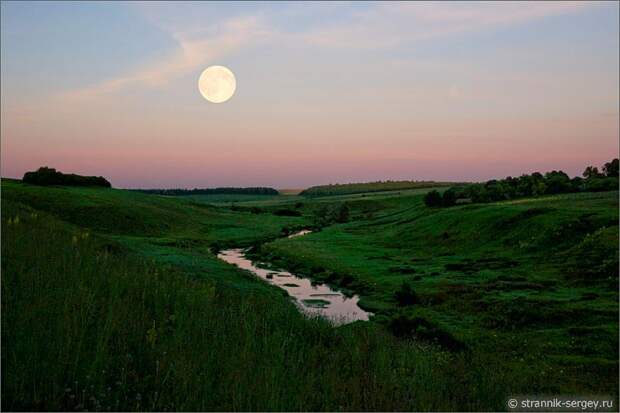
[
  {"x1": 302, "y1": 1, "x2": 590, "y2": 48},
  {"x1": 56, "y1": 1, "x2": 591, "y2": 101},
  {"x1": 57, "y1": 15, "x2": 272, "y2": 101}
]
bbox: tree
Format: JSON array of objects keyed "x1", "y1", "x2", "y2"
[
  {"x1": 583, "y1": 166, "x2": 603, "y2": 179},
  {"x1": 22, "y1": 167, "x2": 111, "y2": 187},
  {"x1": 336, "y1": 203, "x2": 350, "y2": 223},
  {"x1": 532, "y1": 180, "x2": 547, "y2": 196},
  {"x1": 312, "y1": 205, "x2": 331, "y2": 227},
  {"x1": 603, "y1": 158, "x2": 619, "y2": 178},
  {"x1": 423, "y1": 190, "x2": 443, "y2": 207},
  {"x1": 441, "y1": 189, "x2": 457, "y2": 207},
  {"x1": 544, "y1": 171, "x2": 571, "y2": 194},
  {"x1": 484, "y1": 180, "x2": 509, "y2": 201}
]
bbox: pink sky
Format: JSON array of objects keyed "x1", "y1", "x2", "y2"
[{"x1": 2, "y1": 2, "x2": 618, "y2": 188}]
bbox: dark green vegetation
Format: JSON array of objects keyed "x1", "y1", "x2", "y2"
[
  {"x1": 2, "y1": 180, "x2": 518, "y2": 411},
  {"x1": 23, "y1": 167, "x2": 111, "y2": 188},
  {"x1": 300, "y1": 180, "x2": 455, "y2": 197},
  {"x1": 426, "y1": 159, "x2": 620, "y2": 207},
  {"x1": 255, "y1": 190, "x2": 619, "y2": 397},
  {"x1": 134, "y1": 187, "x2": 279, "y2": 196},
  {"x1": 2, "y1": 174, "x2": 618, "y2": 410}
]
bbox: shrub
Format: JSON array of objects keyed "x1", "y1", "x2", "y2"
[
  {"x1": 394, "y1": 282, "x2": 418, "y2": 306},
  {"x1": 441, "y1": 189, "x2": 457, "y2": 207},
  {"x1": 336, "y1": 203, "x2": 350, "y2": 223},
  {"x1": 424, "y1": 190, "x2": 443, "y2": 207}
]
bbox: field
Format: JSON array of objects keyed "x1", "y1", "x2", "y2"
[
  {"x1": 2, "y1": 179, "x2": 618, "y2": 411},
  {"x1": 257, "y1": 190, "x2": 619, "y2": 395},
  {"x1": 300, "y1": 180, "x2": 457, "y2": 197}
]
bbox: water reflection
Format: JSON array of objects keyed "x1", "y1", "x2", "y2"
[{"x1": 217, "y1": 232, "x2": 370, "y2": 325}]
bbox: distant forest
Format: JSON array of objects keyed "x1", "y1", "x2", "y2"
[
  {"x1": 300, "y1": 180, "x2": 455, "y2": 197},
  {"x1": 134, "y1": 187, "x2": 279, "y2": 196},
  {"x1": 424, "y1": 158, "x2": 619, "y2": 207},
  {"x1": 22, "y1": 167, "x2": 111, "y2": 188}
]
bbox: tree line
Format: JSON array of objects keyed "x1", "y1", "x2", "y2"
[
  {"x1": 133, "y1": 187, "x2": 279, "y2": 196},
  {"x1": 424, "y1": 158, "x2": 619, "y2": 208},
  {"x1": 22, "y1": 167, "x2": 111, "y2": 188}
]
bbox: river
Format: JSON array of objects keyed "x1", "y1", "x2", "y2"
[{"x1": 217, "y1": 230, "x2": 371, "y2": 325}]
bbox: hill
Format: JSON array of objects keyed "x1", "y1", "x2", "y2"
[
  {"x1": 2, "y1": 179, "x2": 510, "y2": 411},
  {"x1": 256, "y1": 190, "x2": 619, "y2": 395},
  {"x1": 2, "y1": 178, "x2": 618, "y2": 410},
  {"x1": 300, "y1": 180, "x2": 456, "y2": 197}
]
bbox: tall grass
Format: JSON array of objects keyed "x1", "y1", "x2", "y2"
[{"x1": 2, "y1": 201, "x2": 516, "y2": 411}]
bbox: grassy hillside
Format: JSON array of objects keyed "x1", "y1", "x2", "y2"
[
  {"x1": 1, "y1": 180, "x2": 308, "y2": 289},
  {"x1": 2, "y1": 180, "x2": 523, "y2": 411},
  {"x1": 2, "y1": 179, "x2": 618, "y2": 410},
  {"x1": 300, "y1": 180, "x2": 457, "y2": 197},
  {"x1": 257, "y1": 190, "x2": 620, "y2": 395}
]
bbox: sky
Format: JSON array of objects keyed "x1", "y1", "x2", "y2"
[{"x1": 1, "y1": 1, "x2": 618, "y2": 188}]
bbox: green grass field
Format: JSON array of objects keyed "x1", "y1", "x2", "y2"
[
  {"x1": 2, "y1": 179, "x2": 618, "y2": 410},
  {"x1": 257, "y1": 190, "x2": 619, "y2": 395},
  {"x1": 300, "y1": 180, "x2": 458, "y2": 197}
]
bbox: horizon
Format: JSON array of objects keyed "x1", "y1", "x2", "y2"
[{"x1": 2, "y1": 1, "x2": 619, "y2": 188}]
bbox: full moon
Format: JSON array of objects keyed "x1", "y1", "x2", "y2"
[{"x1": 198, "y1": 65, "x2": 236, "y2": 103}]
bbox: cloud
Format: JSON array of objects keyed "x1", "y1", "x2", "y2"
[
  {"x1": 55, "y1": 1, "x2": 592, "y2": 101},
  {"x1": 57, "y1": 15, "x2": 272, "y2": 101},
  {"x1": 302, "y1": 1, "x2": 590, "y2": 49}
]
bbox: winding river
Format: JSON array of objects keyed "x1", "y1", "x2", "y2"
[{"x1": 217, "y1": 230, "x2": 371, "y2": 325}]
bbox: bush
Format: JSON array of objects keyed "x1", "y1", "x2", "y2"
[
  {"x1": 424, "y1": 190, "x2": 443, "y2": 207},
  {"x1": 583, "y1": 177, "x2": 619, "y2": 192},
  {"x1": 336, "y1": 203, "x2": 350, "y2": 223},
  {"x1": 22, "y1": 167, "x2": 111, "y2": 188},
  {"x1": 311, "y1": 203, "x2": 350, "y2": 226},
  {"x1": 394, "y1": 282, "x2": 418, "y2": 306},
  {"x1": 441, "y1": 189, "x2": 457, "y2": 207}
]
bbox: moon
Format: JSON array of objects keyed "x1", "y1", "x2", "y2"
[{"x1": 198, "y1": 65, "x2": 236, "y2": 103}]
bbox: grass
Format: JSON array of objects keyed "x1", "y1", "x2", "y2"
[
  {"x1": 2, "y1": 179, "x2": 618, "y2": 410},
  {"x1": 255, "y1": 190, "x2": 619, "y2": 395},
  {"x1": 2, "y1": 183, "x2": 523, "y2": 411},
  {"x1": 300, "y1": 180, "x2": 458, "y2": 197}
]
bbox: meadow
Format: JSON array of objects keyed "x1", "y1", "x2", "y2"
[
  {"x1": 300, "y1": 180, "x2": 456, "y2": 197},
  {"x1": 1, "y1": 178, "x2": 618, "y2": 411}
]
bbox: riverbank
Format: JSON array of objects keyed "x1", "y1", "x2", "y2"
[{"x1": 217, "y1": 230, "x2": 371, "y2": 324}]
